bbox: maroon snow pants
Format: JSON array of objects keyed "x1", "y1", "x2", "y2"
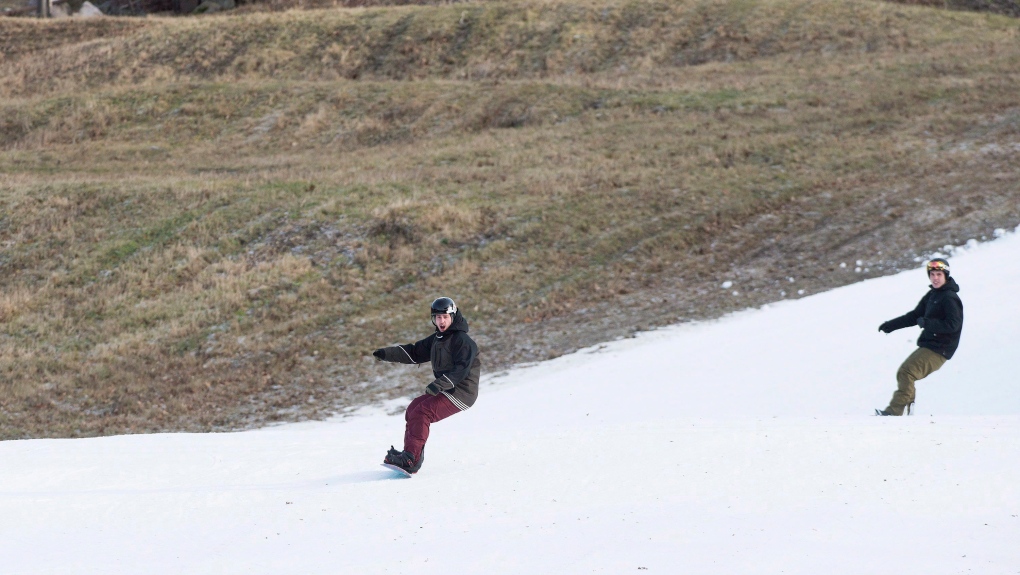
[{"x1": 404, "y1": 393, "x2": 460, "y2": 460}]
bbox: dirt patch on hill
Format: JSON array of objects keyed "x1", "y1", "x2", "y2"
[{"x1": 886, "y1": 0, "x2": 1020, "y2": 18}]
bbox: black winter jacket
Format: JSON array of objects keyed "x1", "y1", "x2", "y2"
[
  {"x1": 882, "y1": 277, "x2": 964, "y2": 359},
  {"x1": 377, "y1": 311, "x2": 480, "y2": 410}
]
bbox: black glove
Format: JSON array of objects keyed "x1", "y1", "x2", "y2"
[
  {"x1": 916, "y1": 317, "x2": 926, "y2": 329},
  {"x1": 424, "y1": 381, "x2": 443, "y2": 396},
  {"x1": 372, "y1": 349, "x2": 385, "y2": 361},
  {"x1": 878, "y1": 321, "x2": 893, "y2": 334}
]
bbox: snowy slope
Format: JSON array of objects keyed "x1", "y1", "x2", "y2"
[{"x1": 2, "y1": 230, "x2": 1019, "y2": 575}]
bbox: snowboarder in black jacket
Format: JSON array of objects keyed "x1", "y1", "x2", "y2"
[
  {"x1": 876, "y1": 258, "x2": 963, "y2": 416},
  {"x1": 372, "y1": 297, "x2": 480, "y2": 474}
]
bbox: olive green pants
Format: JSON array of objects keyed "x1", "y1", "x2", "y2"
[{"x1": 885, "y1": 347, "x2": 947, "y2": 416}]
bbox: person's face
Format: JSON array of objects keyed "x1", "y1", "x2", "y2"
[
  {"x1": 433, "y1": 313, "x2": 453, "y2": 332},
  {"x1": 929, "y1": 270, "x2": 946, "y2": 288}
]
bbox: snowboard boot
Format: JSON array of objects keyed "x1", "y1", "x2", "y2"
[
  {"x1": 875, "y1": 408, "x2": 896, "y2": 416},
  {"x1": 411, "y1": 448, "x2": 424, "y2": 473},
  {"x1": 383, "y1": 447, "x2": 423, "y2": 474}
]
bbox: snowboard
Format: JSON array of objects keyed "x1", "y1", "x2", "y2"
[
  {"x1": 875, "y1": 405, "x2": 914, "y2": 416},
  {"x1": 380, "y1": 463, "x2": 413, "y2": 478}
]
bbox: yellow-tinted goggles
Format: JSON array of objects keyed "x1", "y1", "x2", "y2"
[{"x1": 927, "y1": 260, "x2": 949, "y2": 273}]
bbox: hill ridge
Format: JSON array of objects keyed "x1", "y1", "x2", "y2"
[{"x1": 4, "y1": 0, "x2": 1014, "y2": 97}]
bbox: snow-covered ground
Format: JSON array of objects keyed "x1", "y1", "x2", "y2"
[{"x1": 3, "y1": 230, "x2": 1019, "y2": 575}]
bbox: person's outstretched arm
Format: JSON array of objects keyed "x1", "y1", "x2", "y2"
[
  {"x1": 879, "y1": 295, "x2": 928, "y2": 333},
  {"x1": 373, "y1": 336, "x2": 434, "y2": 364}
]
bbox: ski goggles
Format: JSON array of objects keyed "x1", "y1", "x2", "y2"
[{"x1": 926, "y1": 260, "x2": 950, "y2": 273}]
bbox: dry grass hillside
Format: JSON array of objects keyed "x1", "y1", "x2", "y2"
[{"x1": 1, "y1": 0, "x2": 1019, "y2": 438}]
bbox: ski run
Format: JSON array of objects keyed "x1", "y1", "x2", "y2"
[{"x1": 3, "y1": 228, "x2": 1019, "y2": 575}]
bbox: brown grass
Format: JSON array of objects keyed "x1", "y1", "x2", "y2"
[
  {"x1": 1, "y1": 0, "x2": 1019, "y2": 438},
  {"x1": 6, "y1": 0, "x2": 1014, "y2": 97},
  {"x1": 0, "y1": 18, "x2": 149, "y2": 63}
]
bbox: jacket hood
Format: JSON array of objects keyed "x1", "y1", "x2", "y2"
[{"x1": 435, "y1": 311, "x2": 469, "y2": 338}]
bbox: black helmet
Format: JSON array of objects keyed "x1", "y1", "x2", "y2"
[
  {"x1": 926, "y1": 258, "x2": 950, "y2": 276},
  {"x1": 430, "y1": 297, "x2": 457, "y2": 317}
]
